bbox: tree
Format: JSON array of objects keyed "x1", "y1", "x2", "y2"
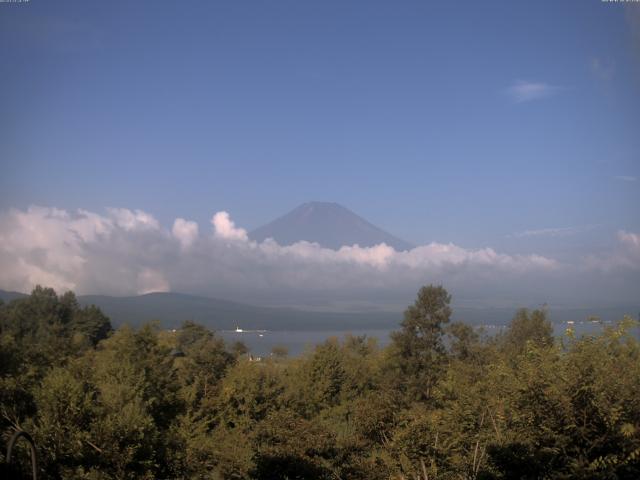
[
  {"x1": 388, "y1": 285, "x2": 452, "y2": 401},
  {"x1": 70, "y1": 305, "x2": 112, "y2": 346},
  {"x1": 298, "y1": 339, "x2": 347, "y2": 414},
  {"x1": 501, "y1": 308, "x2": 553, "y2": 355},
  {"x1": 271, "y1": 345, "x2": 289, "y2": 359},
  {"x1": 31, "y1": 366, "x2": 96, "y2": 477},
  {"x1": 174, "y1": 321, "x2": 236, "y2": 413},
  {"x1": 216, "y1": 360, "x2": 285, "y2": 431},
  {"x1": 252, "y1": 409, "x2": 337, "y2": 480},
  {"x1": 447, "y1": 321, "x2": 480, "y2": 361}
]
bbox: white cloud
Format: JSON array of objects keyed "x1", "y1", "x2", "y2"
[
  {"x1": 106, "y1": 208, "x2": 160, "y2": 231},
  {"x1": 585, "y1": 230, "x2": 640, "y2": 272},
  {"x1": 0, "y1": 206, "x2": 636, "y2": 306},
  {"x1": 211, "y1": 211, "x2": 248, "y2": 241},
  {"x1": 136, "y1": 268, "x2": 170, "y2": 295},
  {"x1": 507, "y1": 80, "x2": 560, "y2": 103},
  {"x1": 395, "y1": 243, "x2": 557, "y2": 272},
  {"x1": 172, "y1": 218, "x2": 199, "y2": 249},
  {"x1": 0, "y1": 206, "x2": 166, "y2": 295},
  {"x1": 614, "y1": 175, "x2": 637, "y2": 182}
]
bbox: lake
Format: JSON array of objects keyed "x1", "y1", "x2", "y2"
[{"x1": 219, "y1": 321, "x2": 640, "y2": 357}]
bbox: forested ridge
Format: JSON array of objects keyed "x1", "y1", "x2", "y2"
[{"x1": 1, "y1": 285, "x2": 639, "y2": 479}]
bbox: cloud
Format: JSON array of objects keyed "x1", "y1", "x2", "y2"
[
  {"x1": 506, "y1": 80, "x2": 560, "y2": 103},
  {"x1": 614, "y1": 175, "x2": 637, "y2": 182},
  {"x1": 212, "y1": 211, "x2": 248, "y2": 241},
  {"x1": 137, "y1": 268, "x2": 170, "y2": 295},
  {"x1": 172, "y1": 218, "x2": 199, "y2": 249},
  {"x1": 0, "y1": 206, "x2": 166, "y2": 295},
  {"x1": 586, "y1": 230, "x2": 640, "y2": 273},
  {"x1": 619, "y1": 230, "x2": 640, "y2": 251},
  {"x1": 107, "y1": 208, "x2": 160, "y2": 231},
  {"x1": 1, "y1": 206, "x2": 638, "y2": 306},
  {"x1": 511, "y1": 225, "x2": 596, "y2": 238},
  {"x1": 0, "y1": 206, "x2": 566, "y2": 303}
]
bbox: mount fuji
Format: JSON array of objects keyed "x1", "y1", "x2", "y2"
[{"x1": 249, "y1": 202, "x2": 413, "y2": 251}]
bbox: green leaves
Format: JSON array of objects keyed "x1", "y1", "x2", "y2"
[
  {"x1": 388, "y1": 285, "x2": 452, "y2": 401},
  {"x1": 2, "y1": 286, "x2": 640, "y2": 479}
]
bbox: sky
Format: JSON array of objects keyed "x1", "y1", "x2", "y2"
[{"x1": 1, "y1": 1, "x2": 639, "y2": 309}]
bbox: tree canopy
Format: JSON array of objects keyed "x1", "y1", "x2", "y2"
[{"x1": 1, "y1": 285, "x2": 639, "y2": 479}]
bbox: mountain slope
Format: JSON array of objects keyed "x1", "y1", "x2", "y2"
[
  {"x1": 3, "y1": 289, "x2": 637, "y2": 331},
  {"x1": 75, "y1": 292, "x2": 399, "y2": 331},
  {"x1": 249, "y1": 201, "x2": 413, "y2": 251},
  {"x1": 0, "y1": 289, "x2": 27, "y2": 303},
  {"x1": 0, "y1": 289, "x2": 397, "y2": 330}
]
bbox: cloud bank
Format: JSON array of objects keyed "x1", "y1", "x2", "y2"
[
  {"x1": 586, "y1": 231, "x2": 640, "y2": 273},
  {"x1": 0, "y1": 206, "x2": 637, "y2": 306}
]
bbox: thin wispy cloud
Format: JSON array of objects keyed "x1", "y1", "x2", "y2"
[
  {"x1": 614, "y1": 175, "x2": 637, "y2": 182},
  {"x1": 511, "y1": 225, "x2": 597, "y2": 238},
  {"x1": 506, "y1": 80, "x2": 561, "y2": 103}
]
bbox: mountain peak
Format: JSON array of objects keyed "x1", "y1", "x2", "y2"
[{"x1": 249, "y1": 202, "x2": 413, "y2": 251}]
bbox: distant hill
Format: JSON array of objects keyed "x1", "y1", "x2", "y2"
[
  {"x1": 2, "y1": 289, "x2": 637, "y2": 332},
  {"x1": 79, "y1": 292, "x2": 403, "y2": 330},
  {"x1": 249, "y1": 201, "x2": 413, "y2": 251},
  {"x1": 0, "y1": 289, "x2": 398, "y2": 331},
  {"x1": 0, "y1": 289, "x2": 27, "y2": 303}
]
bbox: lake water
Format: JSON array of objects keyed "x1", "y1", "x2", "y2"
[
  {"x1": 219, "y1": 328, "x2": 393, "y2": 357},
  {"x1": 219, "y1": 321, "x2": 640, "y2": 357}
]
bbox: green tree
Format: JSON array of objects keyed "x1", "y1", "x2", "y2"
[
  {"x1": 501, "y1": 308, "x2": 553, "y2": 356},
  {"x1": 447, "y1": 321, "x2": 480, "y2": 361},
  {"x1": 298, "y1": 339, "x2": 347, "y2": 414},
  {"x1": 252, "y1": 409, "x2": 337, "y2": 480},
  {"x1": 216, "y1": 359, "x2": 286, "y2": 431},
  {"x1": 388, "y1": 285, "x2": 452, "y2": 401},
  {"x1": 30, "y1": 365, "x2": 96, "y2": 477},
  {"x1": 174, "y1": 321, "x2": 236, "y2": 414},
  {"x1": 70, "y1": 304, "x2": 112, "y2": 346}
]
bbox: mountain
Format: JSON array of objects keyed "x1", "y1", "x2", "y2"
[
  {"x1": 0, "y1": 289, "x2": 27, "y2": 303},
  {"x1": 249, "y1": 201, "x2": 413, "y2": 251},
  {"x1": 0, "y1": 289, "x2": 398, "y2": 331},
  {"x1": 3, "y1": 288, "x2": 637, "y2": 332}
]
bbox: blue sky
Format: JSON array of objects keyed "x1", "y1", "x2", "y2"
[{"x1": 0, "y1": 1, "x2": 639, "y2": 306}]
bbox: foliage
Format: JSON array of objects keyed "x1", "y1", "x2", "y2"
[
  {"x1": 387, "y1": 285, "x2": 452, "y2": 401},
  {"x1": 1, "y1": 285, "x2": 639, "y2": 479}
]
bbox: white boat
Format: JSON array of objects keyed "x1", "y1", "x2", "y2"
[{"x1": 235, "y1": 326, "x2": 244, "y2": 333}]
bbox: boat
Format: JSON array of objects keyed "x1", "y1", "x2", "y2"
[{"x1": 235, "y1": 326, "x2": 244, "y2": 333}]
